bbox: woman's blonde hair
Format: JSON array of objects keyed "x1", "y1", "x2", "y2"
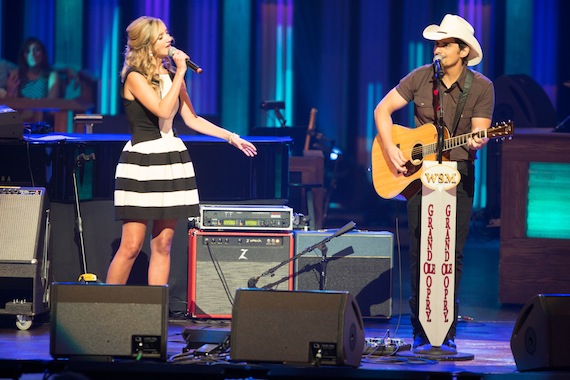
[{"x1": 120, "y1": 16, "x2": 172, "y2": 91}]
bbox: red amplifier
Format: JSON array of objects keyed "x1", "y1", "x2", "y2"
[{"x1": 187, "y1": 229, "x2": 294, "y2": 319}]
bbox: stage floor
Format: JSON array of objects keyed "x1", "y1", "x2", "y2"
[
  {"x1": 0, "y1": 310, "x2": 565, "y2": 379},
  {"x1": 0, "y1": 234, "x2": 568, "y2": 379}
]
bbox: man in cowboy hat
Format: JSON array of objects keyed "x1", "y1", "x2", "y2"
[{"x1": 374, "y1": 14, "x2": 494, "y2": 353}]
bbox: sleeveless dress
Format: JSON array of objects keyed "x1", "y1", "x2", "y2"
[
  {"x1": 20, "y1": 75, "x2": 49, "y2": 98},
  {"x1": 114, "y1": 71, "x2": 200, "y2": 220}
]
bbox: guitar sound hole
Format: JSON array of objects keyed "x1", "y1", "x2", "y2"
[{"x1": 410, "y1": 144, "x2": 423, "y2": 166}]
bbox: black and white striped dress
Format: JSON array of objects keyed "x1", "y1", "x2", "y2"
[
  {"x1": 20, "y1": 75, "x2": 49, "y2": 98},
  {"x1": 114, "y1": 72, "x2": 200, "y2": 220}
]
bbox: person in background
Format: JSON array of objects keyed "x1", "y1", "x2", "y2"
[
  {"x1": 106, "y1": 16, "x2": 257, "y2": 286},
  {"x1": 374, "y1": 14, "x2": 494, "y2": 353},
  {"x1": 0, "y1": 58, "x2": 17, "y2": 98},
  {"x1": 6, "y1": 37, "x2": 60, "y2": 99}
]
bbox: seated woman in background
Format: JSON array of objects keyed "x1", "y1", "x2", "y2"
[
  {"x1": 5, "y1": 37, "x2": 61, "y2": 124},
  {"x1": 6, "y1": 37, "x2": 60, "y2": 99}
]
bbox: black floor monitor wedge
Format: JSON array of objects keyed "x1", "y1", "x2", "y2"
[
  {"x1": 230, "y1": 288, "x2": 365, "y2": 367},
  {"x1": 50, "y1": 283, "x2": 168, "y2": 361}
]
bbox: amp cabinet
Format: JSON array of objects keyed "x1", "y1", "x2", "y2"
[
  {"x1": 293, "y1": 230, "x2": 393, "y2": 318},
  {"x1": 187, "y1": 229, "x2": 293, "y2": 318},
  {"x1": 0, "y1": 187, "x2": 50, "y2": 329}
]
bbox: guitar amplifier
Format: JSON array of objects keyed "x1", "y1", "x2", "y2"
[
  {"x1": 293, "y1": 230, "x2": 393, "y2": 318},
  {"x1": 188, "y1": 229, "x2": 293, "y2": 318},
  {"x1": 0, "y1": 187, "x2": 50, "y2": 320}
]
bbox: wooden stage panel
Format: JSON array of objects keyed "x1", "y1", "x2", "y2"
[
  {"x1": 499, "y1": 129, "x2": 570, "y2": 304},
  {"x1": 290, "y1": 150, "x2": 325, "y2": 229}
]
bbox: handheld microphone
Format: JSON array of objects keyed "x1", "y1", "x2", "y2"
[
  {"x1": 168, "y1": 47, "x2": 203, "y2": 74},
  {"x1": 433, "y1": 54, "x2": 443, "y2": 77}
]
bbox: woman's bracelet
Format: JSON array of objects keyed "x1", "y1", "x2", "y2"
[{"x1": 228, "y1": 132, "x2": 239, "y2": 144}]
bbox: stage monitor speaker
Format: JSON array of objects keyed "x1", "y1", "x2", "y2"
[
  {"x1": 50, "y1": 283, "x2": 168, "y2": 360},
  {"x1": 0, "y1": 187, "x2": 50, "y2": 320},
  {"x1": 230, "y1": 288, "x2": 365, "y2": 367},
  {"x1": 493, "y1": 74, "x2": 557, "y2": 129},
  {"x1": 293, "y1": 230, "x2": 393, "y2": 318},
  {"x1": 187, "y1": 229, "x2": 293, "y2": 318},
  {"x1": 0, "y1": 105, "x2": 23, "y2": 139},
  {"x1": 510, "y1": 294, "x2": 570, "y2": 371}
]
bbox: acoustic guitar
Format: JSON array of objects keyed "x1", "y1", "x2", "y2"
[{"x1": 371, "y1": 121, "x2": 514, "y2": 200}]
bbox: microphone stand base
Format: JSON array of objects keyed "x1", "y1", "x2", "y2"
[
  {"x1": 396, "y1": 347, "x2": 474, "y2": 361},
  {"x1": 78, "y1": 273, "x2": 98, "y2": 283}
]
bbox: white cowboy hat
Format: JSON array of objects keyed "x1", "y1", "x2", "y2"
[{"x1": 422, "y1": 14, "x2": 483, "y2": 66}]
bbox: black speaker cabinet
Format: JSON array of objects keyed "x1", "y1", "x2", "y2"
[
  {"x1": 187, "y1": 229, "x2": 293, "y2": 318},
  {"x1": 511, "y1": 294, "x2": 570, "y2": 371},
  {"x1": 0, "y1": 105, "x2": 23, "y2": 139},
  {"x1": 230, "y1": 288, "x2": 365, "y2": 367},
  {"x1": 50, "y1": 283, "x2": 168, "y2": 360},
  {"x1": 0, "y1": 187, "x2": 50, "y2": 325},
  {"x1": 293, "y1": 230, "x2": 393, "y2": 318}
]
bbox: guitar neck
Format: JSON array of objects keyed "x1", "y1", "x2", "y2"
[
  {"x1": 445, "y1": 130, "x2": 486, "y2": 151},
  {"x1": 424, "y1": 129, "x2": 486, "y2": 156}
]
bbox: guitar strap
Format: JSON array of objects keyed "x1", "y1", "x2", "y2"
[{"x1": 450, "y1": 68, "x2": 474, "y2": 137}]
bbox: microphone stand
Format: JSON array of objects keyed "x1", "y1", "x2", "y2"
[
  {"x1": 274, "y1": 107, "x2": 287, "y2": 127},
  {"x1": 247, "y1": 221, "x2": 356, "y2": 290},
  {"x1": 435, "y1": 65, "x2": 445, "y2": 163},
  {"x1": 316, "y1": 241, "x2": 328, "y2": 290},
  {"x1": 554, "y1": 113, "x2": 570, "y2": 132},
  {"x1": 73, "y1": 153, "x2": 98, "y2": 283}
]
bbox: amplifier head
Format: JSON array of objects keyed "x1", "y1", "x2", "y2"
[{"x1": 198, "y1": 204, "x2": 293, "y2": 231}]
